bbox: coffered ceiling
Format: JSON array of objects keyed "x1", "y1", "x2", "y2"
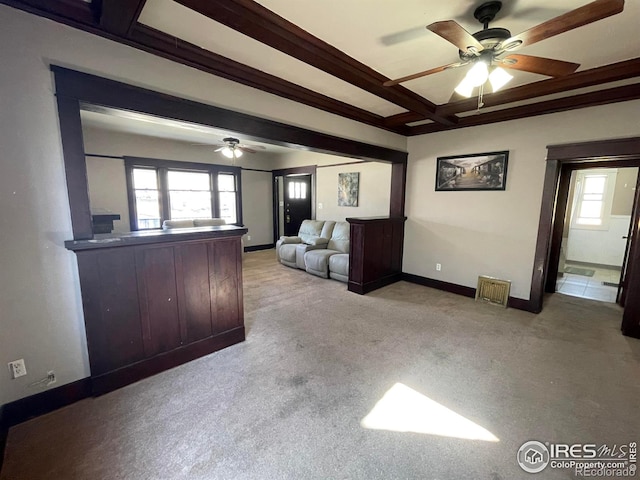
[{"x1": 4, "y1": 0, "x2": 640, "y2": 136}]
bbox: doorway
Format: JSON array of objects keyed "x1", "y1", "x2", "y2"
[
  {"x1": 531, "y1": 137, "x2": 640, "y2": 338},
  {"x1": 556, "y1": 167, "x2": 638, "y2": 303},
  {"x1": 272, "y1": 166, "x2": 316, "y2": 242},
  {"x1": 283, "y1": 175, "x2": 312, "y2": 235}
]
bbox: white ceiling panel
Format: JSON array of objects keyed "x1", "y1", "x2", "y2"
[{"x1": 139, "y1": 0, "x2": 406, "y2": 117}]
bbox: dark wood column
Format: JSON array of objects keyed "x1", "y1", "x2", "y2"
[
  {"x1": 347, "y1": 216, "x2": 406, "y2": 295},
  {"x1": 390, "y1": 161, "x2": 407, "y2": 217}
]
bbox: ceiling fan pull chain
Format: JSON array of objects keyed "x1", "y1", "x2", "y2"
[{"x1": 477, "y1": 84, "x2": 485, "y2": 111}]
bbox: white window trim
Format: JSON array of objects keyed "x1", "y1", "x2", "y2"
[{"x1": 570, "y1": 169, "x2": 617, "y2": 231}]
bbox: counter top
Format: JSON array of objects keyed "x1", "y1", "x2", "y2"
[
  {"x1": 65, "y1": 225, "x2": 248, "y2": 251},
  {"x1": 346, "y1": 216, "x2": 407, "y2": 223}
]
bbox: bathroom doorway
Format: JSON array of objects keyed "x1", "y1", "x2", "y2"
[{"x1": 556, "y1": 167, "x2": 638, "y2": 303}]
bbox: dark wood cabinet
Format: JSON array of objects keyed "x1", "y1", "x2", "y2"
[
  {"x1": 347, "y1": 217, "x2": 406, "y2": 295},
  {"x1": 67, "y1": 227, "x2": 246, "y2": 394}
]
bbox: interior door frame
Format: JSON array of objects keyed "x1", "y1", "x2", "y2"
[
  {"x1": 617, "y1": 171, "x2": 640, "y2": 305},
  {"x1": 51, "y1": 66, "x2": 407, "y2": 241},
  {"x1": 272, "y1": 166, "x2": 317, "y2": 244},
  {"x1": 530, "y1": 136, "x2": 640, "y2": 338}
]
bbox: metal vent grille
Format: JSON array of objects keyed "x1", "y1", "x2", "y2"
[{"x1": 476, "y1": 275, "x2": 511, "y2": 307}]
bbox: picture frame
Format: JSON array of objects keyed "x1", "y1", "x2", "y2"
[
  {"x1": 435, "y1": 151, "x2": 509, "y2": 191},
  {"x1": 338, "y1": 172, "x2": 359, "y2": 206}
]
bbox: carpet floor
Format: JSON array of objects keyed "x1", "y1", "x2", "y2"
[{"x1": 2, "y1": 249, "x2": 639, "y2": 479}]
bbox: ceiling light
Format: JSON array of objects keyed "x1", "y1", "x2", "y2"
[
  {"x1": 489, "y1": 66, "x2": 513, "y2": 92},
  {"x1": 222, "y1": 147, "x2": 234, "y2": 158},
  {"x1": 465, "y1": 61, "x2": 489, "y2": 87},
  {"x1": 234, "y1": 149, "x2": 243, "y2": 158},
  {"x1": 454, "y1": 77, "x2": 475, "y2": 98}
]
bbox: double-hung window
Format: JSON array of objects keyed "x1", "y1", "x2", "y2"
[
  {"x1": 131, "y1": 167, "x2": 162, "y2": 229},
  {"x1": 125, "y1": 157, "x2": 241, "y2": 231},
  {"x1": 571, "y1": 169, "x2": 617, "y2": 230},
  {"x1": 217, "y1": 173, "x2": 238, "y2": 224}
]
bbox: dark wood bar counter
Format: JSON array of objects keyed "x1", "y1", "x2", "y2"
[{"x1": 66, "y1": 226, "x2": 247, "y2": 394}]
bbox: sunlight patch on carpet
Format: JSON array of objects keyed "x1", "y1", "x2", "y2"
[{"x1": 361, "y1": 383, "x2": 499, "y2": 442}]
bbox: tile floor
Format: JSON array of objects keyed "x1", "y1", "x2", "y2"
[{"x1": 556, "y1": 262, "x2": 622, "y2": 303}]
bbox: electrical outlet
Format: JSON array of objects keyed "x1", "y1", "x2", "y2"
[
  {"x1": 318, "y1": 202, "x2": 323, "y2": 209},
  {"x1": 8, "y1": 359, "x2": 27, "y2": 379},
  {"x1": 247, "y1": 235, "x2": 252, "y2": 241},
  {"x1": 436, "y1": 263, "x2": 442, "y2": 271}
]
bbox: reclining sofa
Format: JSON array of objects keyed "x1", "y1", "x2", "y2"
[
  {"x1": 162, "y1": 218, "x2": 226, "y2": 229},
  {"x1": 276, "y1": 219, "x2": 349, "y2": 282}
]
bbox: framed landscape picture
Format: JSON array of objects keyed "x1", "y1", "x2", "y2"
[{"x1": 435, "y1": 151, "x2": 509, "y2": 191}]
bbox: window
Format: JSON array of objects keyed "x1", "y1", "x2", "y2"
[
  {"x1": 571, "y1": 169, "x2": 617, "y2": 230},
  {"x1": 218, "y1": 173, "x2": 238, "y2": 224},
  {"x1": 167, "y1": 170, "x2": 212, "y2": 220},
  {"x1": 132, "y1": 168, "x2": 161, "y2": 229},
  {"x1": 288, "y1": 180, "x2": 307, "y2": 199},
  {"x1": 125, "y1": 158, "x2": 241, "y2": 230}
]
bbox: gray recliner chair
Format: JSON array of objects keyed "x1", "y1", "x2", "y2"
[
  {"x1": 276, "y1": 220, "x2": 336, "y2": 269},
  {"x1": 303, "y1": 221, "x2": 350, "y2": 281}
]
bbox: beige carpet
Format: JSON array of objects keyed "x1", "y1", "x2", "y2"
[{"x1": 2, "y1": 249, "x2": 639, "y2": 479}]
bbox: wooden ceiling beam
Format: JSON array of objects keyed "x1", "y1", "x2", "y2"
[
  {"x1": 385, "y1": 58, "x2": 640, "y2": 126},
  {"x1": 0, "y1": 1, "x2": 406, "y2": 134},
  {"x1": 174, "y1": 0, "x2": 458, "y2": 126},
  {"x1": 128, "y1": 26, "x2": 408, "y2": 135},
  {"x1": 0, "y1": 0, "x2": 97, "y2": 25},
  {"x1": 99, "y1": 0, "x2": 147, "y2": 37},
  {"x1": 409, "y1": 83, "x2": 640, "y2": 136}
]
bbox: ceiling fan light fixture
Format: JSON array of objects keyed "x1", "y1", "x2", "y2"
[
  {"x1": 234, "y1": 149, "x2": 243, "y2": 158},
  {"x1": 465, "y1": 60, "x2": 489, "y2": 87},
  {"x1": 489, "y1": 66, "x2": 513, "y2": 92},
  {"x1": 221, "y1": 147, "x2": 234, "y2": 158},
  {"x1": 454, "y1": 77, "x2": 475, "y2": 98}
]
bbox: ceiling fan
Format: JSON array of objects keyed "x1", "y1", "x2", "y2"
[
  {"x1": 383, "y1": 0, "x2": 625, "y2": 100},
  {"x1": 196, "y1": 137, "x2": 266, "y2": 159}
]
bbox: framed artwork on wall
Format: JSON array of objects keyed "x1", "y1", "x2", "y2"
[
  {"x1": 338, "y1": 172, "x2": 360, "y2": 206},
  {"x1": 435, "y1": 151, "x2": 509, "y2": 191}
]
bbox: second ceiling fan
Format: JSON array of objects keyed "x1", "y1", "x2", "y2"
[
  {"x1": 383, "y1": 0, "x2": 625, "y2": 99},
  {"x1": 195, "y1": 137, "x2": 266, "y2": 159}
]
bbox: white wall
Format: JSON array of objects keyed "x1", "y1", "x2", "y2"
[
  {"x1": 241, "y1": 170, "x2": 274, "y2": 246},
  {"x1": 316, "y1": 163, "x2": 391, "y2": 221},
  {"x1": 405, "y1": 100, "x2": 640, "y2": 300},
  {"x1": 0, "y1": 5, "x2": 404, "y2": 405},
  {"x1": 567, "y1": 216, "x2": 631, "y2": 266},
  {"x1": 271, "y1": 150, "x2": 392, "y2": 221},
  {"x1": 86, "y1": 156, "x2": 130, "y2": 233}
]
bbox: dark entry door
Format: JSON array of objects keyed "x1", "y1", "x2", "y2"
[{"x1": 283, "y1": 175, "x2": 312, "y2": 236}]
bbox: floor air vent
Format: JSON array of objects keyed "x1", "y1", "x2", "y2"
[{"x1": 476, "y1": 276, "x2": 511, "y2": 307}]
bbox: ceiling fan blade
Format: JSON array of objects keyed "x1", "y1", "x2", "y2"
[
  {"x1": 238, "y1": 146, "x2": 257, "y2": 154},
  {"x1": 427, "y1": 20, "x2": 484, "y2": 54},
  {"x1": 500, "y1": 54, "x2": 580, "y2": 77},
  {"x1": 239, "y1": 144, "x2": 266, "y2": 150},
  {"x1": 214, "y1": 146, "x2": 226, "y2": 152},
  {"x1": 383, "y1": 62, "x2": 466, "y2": 87},
  {"x1": 503, "y1": 0, "x2": 624, "y2": 49}
]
